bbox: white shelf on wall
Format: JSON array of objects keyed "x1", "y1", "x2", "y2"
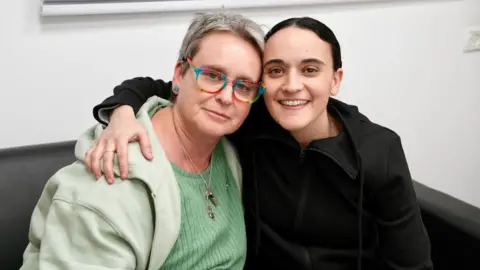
[{"x1": 41, "y1": 0, "x2": 403, "y2": 17}]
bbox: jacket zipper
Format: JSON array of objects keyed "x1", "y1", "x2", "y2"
[{"x1": 299, "y1": 148, "x2": 306, "y2": 163}]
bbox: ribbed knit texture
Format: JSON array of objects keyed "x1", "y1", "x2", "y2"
[{"x1": 159, "y1": 141, "x2": 247, "y2": 270}]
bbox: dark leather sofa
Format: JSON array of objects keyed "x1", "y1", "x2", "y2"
[{"x1": 1, "y1": 141, "x2": 479, "y2": 270}]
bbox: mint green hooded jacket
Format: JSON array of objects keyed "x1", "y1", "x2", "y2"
[{"x1": 20, "y1": 97, "x2": 243, "y2": 270}]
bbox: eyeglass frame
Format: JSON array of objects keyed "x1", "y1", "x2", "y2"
[{"x1": 183, "y1": 57, "x2": 266, "y2": 104}]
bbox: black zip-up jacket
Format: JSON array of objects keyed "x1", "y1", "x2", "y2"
[{"x1": 93, "y1": 77, "x2": 433, "y2": 270}]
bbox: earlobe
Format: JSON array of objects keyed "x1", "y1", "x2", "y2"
[{"x1": 330, "y1": 88, "x2": 338, "y2": 96}]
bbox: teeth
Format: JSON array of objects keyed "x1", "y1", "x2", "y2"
[{"x1": 279, "y1": 100, "x2": 308, "y2": 106}]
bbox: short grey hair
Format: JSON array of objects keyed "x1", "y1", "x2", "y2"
[{"x1": 178, "y1": 12, "x2": 265, "y2": 74}]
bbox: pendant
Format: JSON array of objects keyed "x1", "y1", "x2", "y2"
[
  {"x1": 205, "y1": 189, "x2": 218, "y2": 207},
  {"x1": 207, "y1": 205, "x2": 215, "y2": 220}
]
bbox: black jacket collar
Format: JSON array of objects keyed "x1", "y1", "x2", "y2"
[{"x1": 247, "y1": 97, "x2": 366, "y2": 180}]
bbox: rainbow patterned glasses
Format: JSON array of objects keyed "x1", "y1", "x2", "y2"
[{"x1": 185, "y1": 57, "x2": 265, "y2": 104}]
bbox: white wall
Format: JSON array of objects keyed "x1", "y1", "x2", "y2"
[{"x1": 1, "y1": 0, "x2": 479, "y2": 206}]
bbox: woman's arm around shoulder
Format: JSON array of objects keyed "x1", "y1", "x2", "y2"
[
  {"x1": 372, "y1": 134, "x2": 433, "y2": 270},
  {"x1": 87, "y1": 77, "x2": 172, "y2": 181},
  {"x1": 93, "y1": 77, "x2": 172, "y2": 126}
]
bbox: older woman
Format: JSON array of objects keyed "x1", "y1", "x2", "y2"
[
  {"x1": 83, "y1": 17, "x2": 432, "y2": 270},
  {"x1": 20, "y1": 12, "x2": 265, "y2": 270}
]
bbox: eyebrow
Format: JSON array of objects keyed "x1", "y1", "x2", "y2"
[
  {"x1": 263, "y1": 58, "x2": 326, "y2": 67},
  {"x1": 301, "y1": 58, "x2": 325, "y2": 65},
  {"x1": 263, "y1": 59, "x2": 285, "y2": 67},
  {"x1": 202, "y1": 64, "x2": 257, "y2": 82},
  {"x1": 202, "y1": 64, "x2": 228, "y2": 74}
]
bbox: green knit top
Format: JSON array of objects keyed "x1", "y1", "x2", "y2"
[{"x1": 158, "y1": 129, "x2": 246, "y2": 270}]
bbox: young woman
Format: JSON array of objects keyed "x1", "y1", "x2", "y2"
[
  {"x1": 20, "y1": 12, "x2": 265, "y2": 270},
  {"x1": 86, "y1": 17, "x2": 432, "y2": 270}
]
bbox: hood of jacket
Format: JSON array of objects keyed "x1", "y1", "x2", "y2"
[{"x1": 245, "y1": 97, "x2": 368, "y2": 178}]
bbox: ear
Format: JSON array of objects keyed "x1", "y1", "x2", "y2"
[
  {"x1": 329, "y1": 68, "x2": 344, "y2": 96},
  {"x1": 172, "y1": 61, "x2": 184, "y2": 94}
]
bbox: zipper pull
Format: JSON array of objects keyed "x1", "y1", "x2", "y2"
[{"x1": 299, "y1": 149, "x2": 306, "y2": 163}]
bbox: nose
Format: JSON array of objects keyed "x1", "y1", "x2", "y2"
[
  {"x1": 283, "y1": 70, "x2": 303, "y2": 93},
  {"x1": 215, "y1": 83, "x2": 234, "y2": 105}
]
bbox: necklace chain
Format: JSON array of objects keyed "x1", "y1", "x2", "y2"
[{"x1": 171, "y1": 110, "x2": 217, "y2": 219}]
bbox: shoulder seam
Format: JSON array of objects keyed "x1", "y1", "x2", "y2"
[{"x1": 53, "y1": 196, "x2": 126, "y2": 239}]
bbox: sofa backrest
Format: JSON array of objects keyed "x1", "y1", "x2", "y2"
[
  {"x1": 0, "y1": 141, "x2": 76, "y2": 269},
  {"x1": 413, "y1": 181, "x2": 480, "y2": 270}
]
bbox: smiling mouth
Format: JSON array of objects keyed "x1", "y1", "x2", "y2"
[
  {"x1": 278, "y1": 100, "x2": 309, "y2": 107},
  {"x1": 204, "y1": 109, "x2": 230, "y2": 119}
]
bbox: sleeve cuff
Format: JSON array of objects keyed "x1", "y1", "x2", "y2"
[
  {"x1": 97, "y1": 104, "x2": 120, "y2": 125},
  {"x1": 92, "y1": 90, "x2": 145, "y2": 126}
]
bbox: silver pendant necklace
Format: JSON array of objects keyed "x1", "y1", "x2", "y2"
[{"x1": 172, "y1": 111, "x2": 217, "y2": 219}]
